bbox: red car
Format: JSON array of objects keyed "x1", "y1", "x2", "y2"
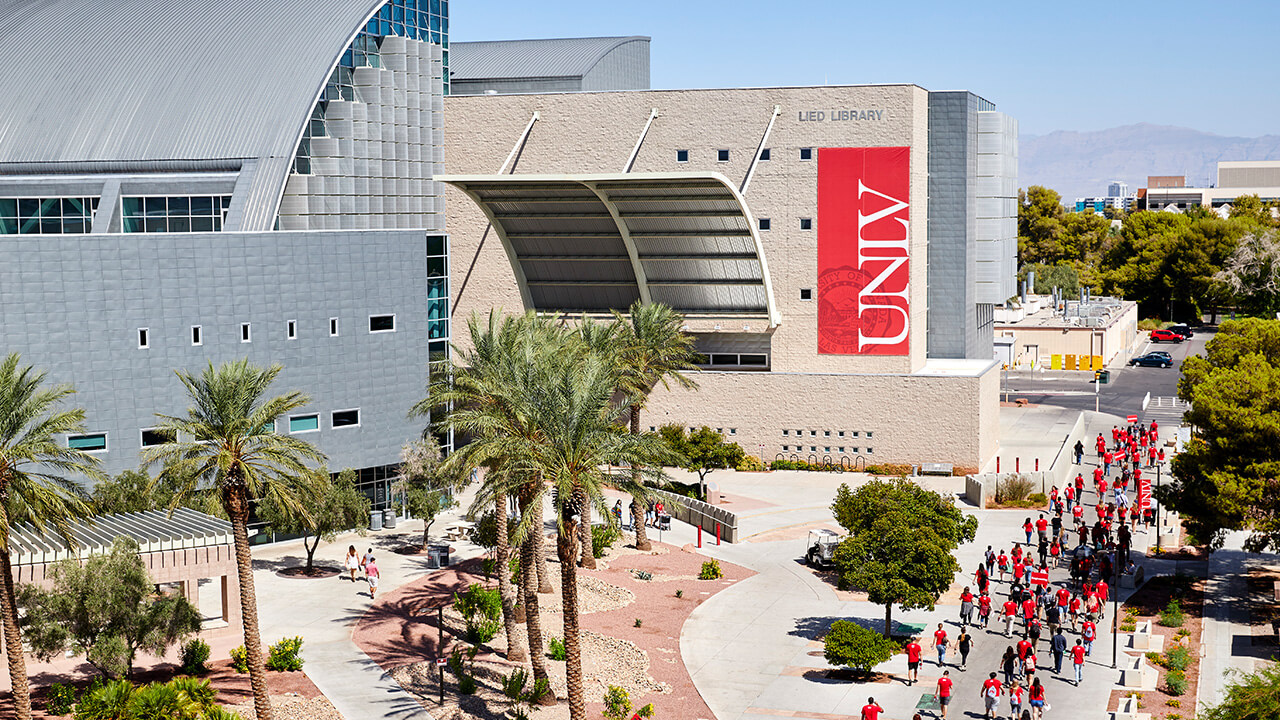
[{"x1": 1150, "y1": 329, "x2": 1185, "y2": 343}]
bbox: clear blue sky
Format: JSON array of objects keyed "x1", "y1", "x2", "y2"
[{"x1": 452, "y1": 0, "x2": 1280, "y2": 138}]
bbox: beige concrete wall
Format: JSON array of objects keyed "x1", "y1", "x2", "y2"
[
  {"x1": 641, "y1": 363, "x2": 998, "y2": 468},
  {"x1": 443, "y1": 84, "x2": 930, "y2": 374}
]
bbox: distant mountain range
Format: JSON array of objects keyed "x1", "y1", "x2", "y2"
[{"x1": 1019, "y1": 123, "x2": 1280, "y2": 202}]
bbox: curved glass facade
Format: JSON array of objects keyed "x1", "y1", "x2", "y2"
[{"x1": 295, "y1": 0, "x2": 447, "y2": 174}]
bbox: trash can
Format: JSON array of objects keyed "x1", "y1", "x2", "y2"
[
  {"x1": 369, "y1": 509, "x2": 383, "y2": 532},
  {"x1": 657, "y1": 514, "x2": 671, "y2": 531},
  {"x1": 427, "y1": 544, "x2": 450, "y2": 569},
  {"x1": 383, "y1": 508, "x2": 397, "y2": 529},
  {"x1": 1095, "y1": 370, "x2": 1110, "y2": 385}
]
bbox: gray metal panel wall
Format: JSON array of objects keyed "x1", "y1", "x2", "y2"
[
  {"x1": 975, "y1": 111, "x2": 1018, "y2": 306},
  {"x1": 0, "y1": 229, "x2": 435, "y2": 483},
  {"x1": 926, "y1": 91, "x2": 979, "y2": 359},
  {"x1": 580, "y1": 38, "x2": 651, "y2": 92}
]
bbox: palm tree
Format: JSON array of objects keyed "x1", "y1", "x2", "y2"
[
  {"x1": 612, "y1": 301, "x2": 699, "y2": 551},
  {"x1": 143, "y1": 360, "x2": 324, "y2": 720},
  {"x1": 0, "y1": 353, "x2": 102, "y2": 720},
  {"x1": 523, "y1": 348, "x2": 676, "y2": 720}
]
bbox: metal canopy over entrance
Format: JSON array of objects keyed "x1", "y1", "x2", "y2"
[{"x1": 438, "y1": 172, "x2": 780, "y2": 326}]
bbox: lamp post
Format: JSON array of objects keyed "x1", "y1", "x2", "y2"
[{"x1": 1111, "y1": 546, "x2": 1120, "y2": 669}]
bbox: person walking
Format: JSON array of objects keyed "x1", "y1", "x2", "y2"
[
  {"x1": 1001, "y1": 646, "x2": 1017, "y2": 685},
  {"x1": 1016, "y1": 636, "x2": 1033, "y2": 677},
  {"x1": 933, "y1": 623, "x2": 949, "y2": 666},
  {"x1": 365, "y1": 554, "x2": 380, "y2": 599},
  {"x1": 645, "y1": 499, "x2": 655, "y2": 528},
  {"x1": 1071, "y1": 638, "x2": 1086, "y2": 685},
  {"x1": 345, "y1": 545, "x2": 360, "y2": 582},
  {"x1": 1028, "y1": 677, "x2": 1047, "y2": 720},
  {"x1": 1036, "y1": 514, "x2": 1049, "y2": 544},
  {"x1": 1023, "y1": 517, "x2": 1034, "y2": 545},
  {"x1": 981, "y1": 672, "x2": 1003, "y2": 720},
  {"x1": 1008, "y1": 680, "x2": 1025, "y2": 719},
  {"x1": 978, "y1": 591, "x2": 993, "y2": 629},
  {"x1": 612, "y1": 499, "x2": 624, "y2": 528},
  {"x1": 956, "y1": 630, "x2": 972, "y2": 670},
  {"x1": 860, "y1": 698, "x2": 884, "y2": 720},
  {"x1": 1003, "y1": 596, "x2": 1018, "y2": 636},
  {"x1": 904, "y1": 637, "x2": 921, "y2": 685},
  {"x1": 1074, "y1": 439, "x2": 1084, "y2": 464},
  {"x1": 934, "y1": 670, "x2": 954, "y2": 718},
  {"x1": 1050, "y1": 628, "x2": 1067, "y2": 673},
  {"x1": 1081, "y1": 617, "x2": 1097, "y2": 656},
  {"x1": 960, "y1": 586, "x2": 975, "y2": 628},
  {"x1": 997, "y1": 549, "x2": 1010, "y2": 582},
  {"x1": 985, "y1": 545, "x2": 996, "y2": 574}
]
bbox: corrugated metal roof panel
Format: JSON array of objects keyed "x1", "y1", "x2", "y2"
[
  {"x1": 0, "y1": 0, "x2": 385, "y2": 165},
  {"x1": 449, "y1": 36, "x2": 649, "y2": 81}
]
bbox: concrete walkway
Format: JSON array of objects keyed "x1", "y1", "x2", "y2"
[
  {"x1": 252, "y1": 498, "x2": 487, "y2": 720},
  {"x1": 1198, "y1": 531, "x2": 1280, "y2": 710}
]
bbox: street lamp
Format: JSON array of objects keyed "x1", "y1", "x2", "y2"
[{"x1": 1111, "y1": 545, "x2": 1120, "y2": 669}]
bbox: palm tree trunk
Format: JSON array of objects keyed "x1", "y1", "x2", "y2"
[
  {"x1": 0, "y1": 519, "x2": 33, "y2": 720},
  {"x1": 533, "y1": 495, "x2": 553, "y2": 594},
  {"x1": 494, "y1": 494, "x2": 526, "y2": 662},
  {"x1": 557, "y1": 515, "x2": 586, "y2": 720},
  {"x1": 519, "y1": 511, "x2": 555, "y2": 704},
  {"x1": 629, "y1": 404, "x2": 651, "y2": 552},
  {"x1": 576, "y1": 485, "x2": 596, "y2": 569},
  {"x1": 226, "y1": 485, "x2": 274, "y2": 720}
]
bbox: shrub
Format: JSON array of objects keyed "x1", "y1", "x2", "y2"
[
  {"x1": 1166, "y1": 698, "x2": 1181, "y2": 707},
  {"x1": 995, "y1": 475, "x2": 1035, "y2": 504},
  {"x1": 698, "y1": 559, "x2": 723, "y2": 580},
  {"x1": 637, "y1": 703, "x2": 654, "y2": 718},
  {"x1": 1027, "y1": 492, "x2": 1048, "y2": 506},
  {"x1": 602, "y1": 685, "x2": 634, "y2": 720},
  {"x1": 634, "y1": 570, "x2": 653, "y2": 581},
  {"x1": 454, "y1": 583, "x2": 503, "y2": 644},
  {"x1": 1120, "y1": 621, "x2": 1137, "y2": 632},
  {"x1": 229, "y1": 645, "x2": 248, "y2": 673},
  {"x1": 1166, "y1": 669, "x2": 1188, "y2": 696},
  {"x1": 822, "y1": 620, "x2": 899, "y2": 675},
  {"x1": 952, "y1": 466, "x2": 979, "y2": 477},
  {"x1": 736, "y1": 455, "x2": 765, "y2": 472},
  {"x1": 548, "y1": 636, "x2": 567, "y2": 661},
  {"x1": 592, "y1": 523, "x2": 621, "y2": 558},
  {"x1": 634, "y1": 618, "x2": 642, "y2": 628},
  {"x1": 482, "y1": 558, "x2": 497, "y2": 578},
  {"x1": 266, "y1": 636, "x2": 305, "y2": 671},
  {"x1": 1164, "y1": 644, "x2": 1192, "y2": 672},
  {"x1": 1138, "y1": 318, "x2": 1167, "y2": 331},
  {"x1": 1146, "y1": 651, "x2": 1164, "y2": 666},
  {"x1": 1158, "y1": 599, "x2": 1186, "y2": 628},
  {"x1": 675, "y1": 589, "x2": 683, "y2": 598},
  {"x1": 179, "y1": 638, "x2": 211, "y2": 675},
  {"x1": 46, "y1": 682, "x2": 76, "y2": 715},
  {"x1": 458, "y1": 674, "x2": 477, "y2": 695}
]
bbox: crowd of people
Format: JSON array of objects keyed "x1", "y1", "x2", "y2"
[{"x1": 875, "y1": 420, "x2": 1165, "y2": 720}]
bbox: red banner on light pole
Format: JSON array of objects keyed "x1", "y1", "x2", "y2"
[
  {"x1": 1138, "y1": 477, "x2": 1152, "y2": 510},
  {"x1": 1126, "y1": 414, "x2": 1138, "y2": 423},
  {"x1": 1030, "y1": 570, "x2": 1050, "y2": 588}
]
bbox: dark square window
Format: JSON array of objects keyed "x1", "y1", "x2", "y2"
[
  {"x1": 800, "y1": 288, "x2": 813, "y2": 300},
  {"x1": 676, "y1": 149, "x2": 689, "y2": 162},
  {"x1": 758, "y1": 218, "x2": 771, "y2": 231},
  {"x1": 760, "y1": 148, "x2": 771, "y2": 161},
  {"x1": 717, "y1": 149, "x2": 730, "y2": 162},
  {"x1": 800, "y1": 147, "x2": 813, "y2": 160},
  {"x1": 800, "y1": 217, "x2": 813, "y2": 230}
]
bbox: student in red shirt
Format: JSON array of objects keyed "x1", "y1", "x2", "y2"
[
  {"x1": 1071, "y1": 639, "x2": 1086, "y2": 685},
  {"x1": 1082, "y1": 618, "x2": 1097, "y2": 655},
  {"x1": 980, "y1": 673, "x2": 1003, "y2": 719},
  {"x1": 1103, "y1": 449, "x2": 1113, "y2": 476},
  {"x1": 1069, "y1": 594, "x2": 1082, "y2": 631},
  {"x1": 1016, "y1": 637, "x2": 1033, "y2": 674},
  {"x1": 997, "y1": 550, "x2": 1010, "y2": 581},
  {"x1": 905, "y1": 637, "x2": 922, "y2": 685},
  {"x1": 1072, "y1": 502, "x2": 1084, "y2": 524},
  {"x1": 861, "y1": 697, "x2": 885, "y2": 720},
  {"x1": 934, "y1": 623, "x2": 949, "y2": 666},
  {"x1": 1023, "y1": 517, "x2": 1034, "y2": 545},
  {"x1": 1022, "y1": 596, "x2": 1037, "y2": 625},
  {"x1": 1003, "y1": 597, "x2": 1018, "y2": 636},
  {"x1": 1029, "y1": 676, "x2": 1047, "y2": 719},
  {"x1": 934, "y1": 670, "x2": 954, "y2": 718},
  {"x1": 1064, "y1": 483, "x2": 1076, "y2": 511},
  {"x1": 979, "y1": 592, "x2": 993, "y2": 628},
  {"x1": 1035, "y1": 514, "x2": 1049, "y2": 542}
]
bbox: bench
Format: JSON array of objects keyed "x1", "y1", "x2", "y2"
[
  {"x1": 1112, "y1": 693, "x2": 1151, "y2": 720},
  {"x1": 918, "y1": 463, "x2": 954, "y2": 476},
  {"x1": 1121, "y1": 653, "x2": 1157, "y2": 689},
  {"x1": 1129, "y1": 620, "x2": 1164, "y2": 652}
]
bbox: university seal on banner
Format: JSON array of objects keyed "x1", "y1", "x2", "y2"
[{"x1": 817, "y1": 264, "x2": 897, "y2": 354}]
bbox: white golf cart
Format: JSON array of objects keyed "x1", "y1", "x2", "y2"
[{"x1": 804, "y1": 529, "x2": 844, "y2": 568}]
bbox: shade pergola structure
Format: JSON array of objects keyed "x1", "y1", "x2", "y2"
[
  {"x1": 438, "y1": 172, "x2": 781, "y2": 326},
  {"x1": 10, "y1": 507, "x2": 240, "y2": 629}
]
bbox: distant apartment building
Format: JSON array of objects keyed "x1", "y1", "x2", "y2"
[
  {"x1": 1107, "y1": 180, "x2": 1128, "y2": 198},
  {"x1": 1144, "y1": 161, "x2": 1280, "y2": 210}
]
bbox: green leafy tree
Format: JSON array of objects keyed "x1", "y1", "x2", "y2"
[
  {"x1": 258, "y1": 467, "x2": 369, "y2": 572},
  {"x1": 90, "y1": 469, "x2": 224, "y2": 519},
  {"x1": 143, "y1": 359, "x2": 325, "y2": 720},
  {"x1": 1019, "y1": 262, "x2": 1081, "y2": 296},
  {"x1": 611, "y1": 301, "x2": 699, "y2": 552},
  {"x1": 396, "y1": 436, "x2": 468, "y2": 549},
  {"x1": 822, "y1": 620, "x2": 899, "y2": 675},
  {"x1": 18, "y1": 537, "x2": 202, "y2": 678},
  {"x1": 658, "y1": 425, "x2": 743, "y2": 498},
  {"x1": 1227, "y1": 194, "x2": 1279, "y2": 229},
  {"x1": 0, "y1": 353, "x2": 104, "y2": 720},
  {"x1": 830, "y1": 478, "x2": 978, "y2": 636},
  {"x1": 1161, "y1": 318, "x2": 1280, "y2": 550},
  {"x1": 1199, "y1": 663, "x2": 1280, "y2": 720}
]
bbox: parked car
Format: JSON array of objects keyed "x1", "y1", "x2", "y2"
[
  {"x1": 1147, "y1": 351, "x2": 1173, "y2": 361},
  {"x1": 1150, "y1": 329, "x2": 1185, "y2": 343},
  {"x1": 1166, "y1": 324, "x2": 1194, "y2": 338},
  {"x1": 1129, "y1": 353, "x2": 1173, "y2": 368}
]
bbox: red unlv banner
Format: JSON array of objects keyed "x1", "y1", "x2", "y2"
[
  {"x1": 817, "y1": 147, "x2": 911, "y2": 355},
  {"x1": 1138, "y1": 477, "x2": 1152, "y2": 510}
]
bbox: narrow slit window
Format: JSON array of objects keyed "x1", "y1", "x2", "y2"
[
  {"x1": 329, "y1": 317, "x2": 339, "y2": 336},
  {"x1": 137, "y1": 328, "x2": 149, "y2": 349},
  {"x1": 240, "y1": 323, "x2": 251, "y2": 342},
  {"x1": 287, "y1": 319, "x2": 297, "y2": 340},
  {"x1": 191, "y1": 325, "x2": 202, "y2": 346}
]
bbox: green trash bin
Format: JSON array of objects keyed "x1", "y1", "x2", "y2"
[{"x1": 1095, "y1": 370, "x2": 1110, "y2": 384}]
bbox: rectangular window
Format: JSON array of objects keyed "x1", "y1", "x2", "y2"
[
  {"x1": 717, "y1": 149, "x2": 730, "y2": 162},
  {"x1": 120, "y1": 195, "x2": 231, "y2": 233},
  {"x1": 257, "y1": 419, "x2": 276, "y2": 434},
  {"x1": 289, "y1": 415, "x2": 319, "y2": 433},
  {"x1": 676, "y1": 149, "x2": 689, "y2": 163},
  {"x1": 759, "y1": 148, "x2": 771, "y2": 161},
  {"x1": 729, "y1": 428, "x2": 737, "y2": 435},
  {"x1": 800, "y1": 147, "x2": 813, "y2": 160},
  {"x1": 800, "y1": 217, "x2": 813, "y2": 230},
  {"x1": 191, "y1": 325, "x2": 202, "y2": 346},
  {"x1": 800, "y1": 288, "x2": 813, "y2": 301},
  {"x1": 369, "y1": 314, "x2": 395, "y2": 333},
  {"x1": 866, "y1": 447, "x2": 874, "y2": 454},
  {"x1": 330, "y1": 317, "x2": 339, "y2": 336},
  {"x1": 838, "y1": 447, "x2": 845, "y2": 453},
  {"x1": 68, "y1": 433, "x2": 107, "y2": 452},
  {"x1": 240, "y1": 323, "x2": 251, "y2": 342},
  {"x1": 332, "y1": 409, "x2": 360, "y2": 428},
  {"x1": 140, "y1": 427, "x2": 176, "y2": 447},
  {"x1": 0, "y1": 196, "x2": 98, "y2": 235},
  {"x1": 137, "y1": 328, "x2": 149, "y2": 349},
  {"x1": 866, "y1": 431, "x2": 874, "y2": 438},
  {"x1": 824, "y1": 430, "x2": 831, "y2": 437},
  {"x1": 287, "y1": 319, "x2": 297, "y2": 340},
  {"x1": 758, "y1": 218, "x2": 770, "y2": 231}
]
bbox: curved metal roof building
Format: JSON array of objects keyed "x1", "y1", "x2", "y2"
[{"x1": 449, "y1": 36, "x2": 650, "y2": 95}]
